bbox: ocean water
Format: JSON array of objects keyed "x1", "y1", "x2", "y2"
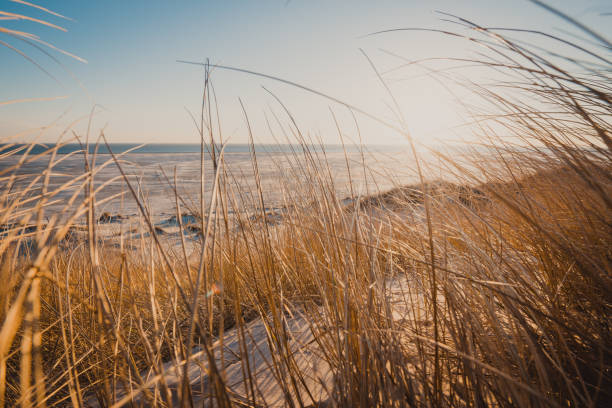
[
  {"x1": 1, "y1": 143, "x2": 403, "y2": 155},
  {"x1": 0, "y1": 144, "x2": 420, "y2": 220}
]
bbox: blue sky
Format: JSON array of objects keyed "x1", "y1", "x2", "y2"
[{"x1": 1, "y1": 0, "x2": 610, "y2": 145}]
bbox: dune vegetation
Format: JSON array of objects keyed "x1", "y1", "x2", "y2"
[{"x1": 1, "y1": 2, "x2": 611, "y2": 407}]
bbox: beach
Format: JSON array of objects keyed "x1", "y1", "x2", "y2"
[{"x1": 1, "y1": 2, "x2": 610, "y2": 406}]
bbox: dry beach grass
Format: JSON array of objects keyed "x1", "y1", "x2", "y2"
[{"x1": 1, "y1": 2, "x2": 611, "y2": 407}]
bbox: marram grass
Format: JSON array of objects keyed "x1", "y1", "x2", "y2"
[{"x1": 1, "y1": 4, "x2": 611, "y2": 408}]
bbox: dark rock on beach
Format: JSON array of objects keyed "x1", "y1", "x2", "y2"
[
  {"x1": 0, "y1": 222, "x2": 45, "y2": 237},
  {"x1": 158, "y1": 213, "x2": 199, "y2": 227},
  {"x1": 98, "y1": 212, "x2": 124, "y2": 223}
]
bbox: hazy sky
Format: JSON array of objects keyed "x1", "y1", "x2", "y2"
[{"x1": 1, "y1": 1, "x2": 610, "y2": 145}]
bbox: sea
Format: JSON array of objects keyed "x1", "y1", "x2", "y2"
[{"x1": 0, "y1": 143, "x2": 422, "y2": 219}]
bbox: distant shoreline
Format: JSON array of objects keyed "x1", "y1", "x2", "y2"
[{"x1": 0, "y1": 143, "x2": 408, "y2": 155}]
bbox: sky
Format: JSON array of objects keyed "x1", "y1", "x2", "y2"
[{"x1": 1, "y1": 0, "x2": 610, "y2": 146}]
